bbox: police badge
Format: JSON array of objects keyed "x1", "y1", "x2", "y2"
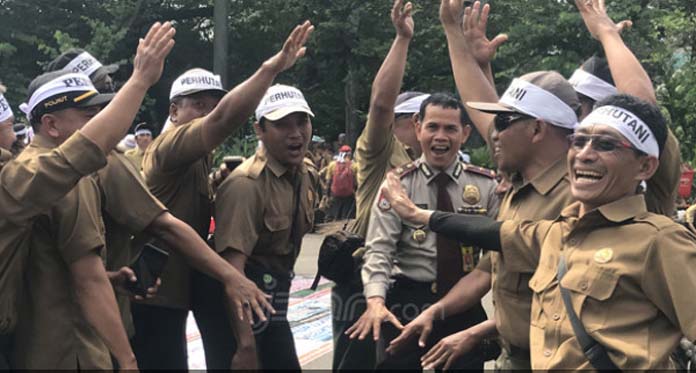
[{"x1": 463, "y1": 185, "x2": 481, "y2": 205}]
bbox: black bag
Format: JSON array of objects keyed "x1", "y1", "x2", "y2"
[{"x1": 311, "y1": 226, "x2": 364, "y2": 289}]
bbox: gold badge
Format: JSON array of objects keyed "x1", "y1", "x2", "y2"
[
  {"x1": 412, "y1": 229, "x2": 427, "y2": 243},
  {"x1": 463, "y1": 185, "x2": 481, "y2": 205},
  {"x1": 594, "y1": 248, "x2": 614, "y2": 264},
  {"x1": 430, "y1": 282, "x2": 437, "y2": 294}
]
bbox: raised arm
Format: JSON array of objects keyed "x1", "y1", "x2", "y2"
[
  {"x1": 200, "y1": 21, "x2": 314, "y2": 151},
  {"x1": 441, "y1": 0, "x2": 507, "y2": 143},
  {"x1": 364, "y1": 0, "x2": 414, "y2": 143},
  {"x1": 81, "y1": 22, "x2": 175, "y2": 153}
]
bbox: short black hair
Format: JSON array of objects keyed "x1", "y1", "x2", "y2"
[
  {"x1": 595, "y1": 94, "x2": 667, "y2": 156},
  {"x1": 581, "y1": 56, "x2": 615, "y2": 87},
  {"x1": 418, "y1": 92, "x2": 471, "y2": 127}
]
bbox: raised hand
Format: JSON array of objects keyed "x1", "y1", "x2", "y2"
[
  {"x1": 439, "y1": 0, "x2": 466, "y2": 32},
  {"x1": 225, "y1": 274, "x2": 275, "y2": 323},
  {"x1": 462, "y1": 1, "x2": 508, "y2": 66},
  {"x1": 264, "y1": 21, "x2": 314, "y2": 75},
  {"x1": 575, "y1": 0, "x2": 632, "y2": 40},
  {"x1": 345, "y1": 297, "x2": 403, "y2": 341},
  {"x1": 392, "y1": 0, "x2": 415, "y2": 39},
  {"x1": 132, "y1": 21, "x2": 176, "y2": 88},
  {"x1": 421, "y1": 328, "x2": 480, "y2": 370}
]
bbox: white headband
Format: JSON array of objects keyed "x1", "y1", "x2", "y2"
[
  {"x1": 578, "y1": 105, "x2": 659, "y2": 158},
  {"x1": 135, "y1": 128, "x2": 152, "y2": 136},
  {"x1": 19, "y1": 73, "x2": 97, "y2": 120},
  {"x1": 394, "y1": 94, "x2": 430, "y2": 114},
  {"x1": 170, "y1": 69, "x2": 225, "y2": 100},
  {"x1": 500, "y1": 78, "x2": 578, "y2": 129},
  {"x1": 63, "y1": 51, "x2": 104, "y2": 77},
  {"x1": 0, "y1": 94, "x2": 13, "y2": 122},
  {"x1": 569, "y1": 69, "x2": 617, "y2": 102}
]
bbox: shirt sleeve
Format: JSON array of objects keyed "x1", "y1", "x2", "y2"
[
  {"x1": 214, "y1": 174, "x2": 263, "y2": 256},
  {"x1": 476, "y1": 252, "x2": 492, "y2": 272},
  {"x1": 361, "y1": 180, "x2": 404, "y2": 299},
  {"x1": 499, "y1": 219, "x2": 552, "y2": 273},
  {"x1": 641, "y1": 224, "x2": 696, "y2": 341},
  {"x1": 98, "y1": 154, "x2": 167, "y2": 232},
  {"x1": 0, "y1": 131, "x2": 107, "y2": 225},
  {"x1": 143, "y1": 118, "x2": 208, "y2": 175},
  {"x1": 54, "y1": 179, "x2": 106, "y2": 264}
]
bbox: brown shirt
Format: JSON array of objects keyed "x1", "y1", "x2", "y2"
[
  {"x1": 0, "y1": 131, "x2": 107, "y2": 333},
  {"x1": 141, "y1": 118, "x2": 211, "y2": 309},
  {"x1": 645, "y1": 129, "x2": 680, "y2": 217},
  {"x1": 477, "y1": 157, "x2": 574, "y2": 349},
  {"x1": 353, "y1": 116, "x2": 413, "y2": 237},
  {"x1": 96, "y1": 152, "x2": 167, "y2": 336},
  {"x1": 215, "y1": 147, "x2": 315, "y2": 274},
  {"x1": 124, "y1": 146, "x2": 145, "y2": 171},
  {"x1": 13, "y1": 134, "x2": 110, "y2": 369},
  {"x1": 500, "y1": 194, "x2": 696, "y2": 369}
]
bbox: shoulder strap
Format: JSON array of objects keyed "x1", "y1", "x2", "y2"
[{"x1": 557, "y1": 255, "x2": 619, "y2": 371}]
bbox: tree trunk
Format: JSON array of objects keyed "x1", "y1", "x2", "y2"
[{"x1": 344, "y1": 65, "x2": 359, "y2": 147}]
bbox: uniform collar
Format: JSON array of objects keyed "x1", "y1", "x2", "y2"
[
  {"x1": 560, "y1": 194, "x2": 647, "y2": 223},
  {"x1": 30, "y1": 133, "x2": 57, "y2": 150},
  {"x1": 418, "y1": 154, "x2": 461, "y2": 185},
  {"x1": 512, "y1": 157, "x2": 568, "y2": 196},
  {"x1": 258, "y1": 146, "x2": 306, "y2": 178}
]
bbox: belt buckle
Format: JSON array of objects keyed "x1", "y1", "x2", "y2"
[{"x1": 430, "y1": 282, "x2": 437, "y2": 294}]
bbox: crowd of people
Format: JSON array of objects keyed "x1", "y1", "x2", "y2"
[{"x1": 0, "y1": 0, "x2": 695, "y2": 370}]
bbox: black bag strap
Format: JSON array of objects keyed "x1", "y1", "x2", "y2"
[{"x1": 557, "y1": 254, "x2": 619, "y2": 371}]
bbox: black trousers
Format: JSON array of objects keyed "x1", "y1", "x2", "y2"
[
  {"x1": 0, "y1": 333, "x2": 11, "y2": 369},
  {"x1": 377, "y1": 277, "x2": 489, "y2": 371},
  {"x1": 331, "y1": 282, "x2": 376, "y2": 370},
  {"x1": 131, "y1": 270, "x2": 235, "y2": 370},
  {"x1": 243, "y1": 265, "x2": 301, "y2": 370}
]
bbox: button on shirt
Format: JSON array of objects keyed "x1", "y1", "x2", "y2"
[
  {"x1": 362, "y1": 156, "x2": 499, "y2": 299},
  {"x1": 500, "y1": 194, "x2": 696, "y2": 369}
]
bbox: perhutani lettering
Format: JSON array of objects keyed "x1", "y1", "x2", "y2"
[
  {"x1": 600, "y1": 106, "x2": 650, "y2": 143},
  {"x1": 71, "y1": 58, "x2": 95, "y2": 73},
  {"x1": 62, "y1": 77, "x2": 90, "y2": 88},
  {"x1": 268, "y1": 91, "x2": 303, "y2": 103},
  {"x1": 507, "y1": 87, "x2": 528, "y2": 101},
  {"x1": 43, "y1": 95, "x2": 68, "y2": 108},
  {"x1": 180, "y1": 76, "x2": 222, "y2": 88},
  {"x1": 0, "y1": 99, "x2": 8, "y2": 112}
]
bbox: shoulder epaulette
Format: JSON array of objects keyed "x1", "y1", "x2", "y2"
[
  {"x1": 463, "y1": 164, "x2": 496, "y2": 179},
  {"x1": 392, "y1": 162, "x2": 418, "y2": 179}
]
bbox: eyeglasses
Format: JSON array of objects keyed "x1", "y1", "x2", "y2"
[
  {"x1": 567, "y1": 134, "x2": 641, "y2": 153},
  {"x1": 494, "y1": 113, "x2": 532, "y2": 132}
]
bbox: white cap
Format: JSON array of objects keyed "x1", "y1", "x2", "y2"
[
  {"x1": 255, "y1": 84, "x2": 314, "y2": 121},
  {"x1": 169, "y1": 68, "x2": 227, "y2": 100},
  {"x1": 0, "y1": 94, "x2": 13, "y2": 122}
]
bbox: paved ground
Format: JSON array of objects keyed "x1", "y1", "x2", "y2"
[{"x1": 294, "y1": 227, "x2": 495, "y2": 370}]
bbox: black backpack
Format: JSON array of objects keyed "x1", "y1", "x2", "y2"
[{"x1": 311, "y1": 227, "x2": 364, "y2": 289}]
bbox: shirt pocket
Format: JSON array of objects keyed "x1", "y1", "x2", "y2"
[
  {"x1": 528, "y1": 268, "x2": 557, "y2": 330},
  {"x1": 257, "y1": 214, "x2": 292, "y2": 256},
  {"x1": 560, "y1": 264, "x2": 619, "y2": 332}
]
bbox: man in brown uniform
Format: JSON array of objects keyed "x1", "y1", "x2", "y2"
[
  {"x1": 215, "y1": 84, "x2": 316, "y2": 370},
  {"x1": 332, "y1": 2, "x2": 427, "y2": 369},
  {"x1": 137, "y1": 21, "x2": 313, "y2": 369},
  {"x1": 383, "y1": 93, "x2": 696, "y2": 370},
  {"x1": 389, "y1": 1, "x2": 681, "y2": 369},
  {"x1": 0, "y1": 22, "x2": 175, "y2": 369},
  {"x1": 124, "y1": 122, "x2": 153, "y2": 170}
]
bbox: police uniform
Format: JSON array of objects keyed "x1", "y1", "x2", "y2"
[
  {"x1": 362, "y1": 155, "x2": 499, "y2": 370},
  {"x1": 93, "y1": 152, "x2": 167, "y2": 341},
  {"x1": 215, "y1": 146, "x2": 315, "y2": 370},
  {"x1": 138, "y1": 117, "x2": 233, "y2": 369},
  {"x1": 0, "y1": 132, "x2": 107, "y2": 369},
  {"x1": 12, "y1": 134, "x2": 110, "y2": 369},
  {"x1": 476, "y1": 157, "x2": 573, "y2": 369},
  {"x1": 497, "y1": 194, "x2": 696, "y2": 369}
]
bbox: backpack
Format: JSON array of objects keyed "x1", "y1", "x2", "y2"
[
  {"x1": 330, "y1": 161, "x2": 355, "y2": 197},
  {"x1": 311, "y1": 222, "x2": 365, "y2": 289}
]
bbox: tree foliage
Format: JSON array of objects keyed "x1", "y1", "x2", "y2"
[{"x1": 0, "y1": 0, "x2": 694, "y2": 164}]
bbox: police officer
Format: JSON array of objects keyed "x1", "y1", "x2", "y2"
[
  {"x1": 383, "y1": 94, "x2": 696, "y2": 370},
  {"x1": 135, "y1": 21, "x2": 313, "y2": 369},
  {"x1": 347, "y1": 93, "x2": 499, "y2": 370},
  {"x1": 214, "y1": 84, "x2": 316, "y2": 370},
  {"x1": 124, "y1": 122, "x2": 153, "y2": 169}
]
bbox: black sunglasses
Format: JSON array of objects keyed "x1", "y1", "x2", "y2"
[
  {"x1": 567, "y1": 134, "x2": 642, "y2": 154},
  {"x1": 494, "y1": 113, "x2": 533, "y2": 132}
]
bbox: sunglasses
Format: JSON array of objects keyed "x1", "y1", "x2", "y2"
[
  {"x1": 494, "y1": 113, "x2": 533, "y2": 132},
  {"x1": 567, "y1": 134, "x2": 642, "y2": 154}
]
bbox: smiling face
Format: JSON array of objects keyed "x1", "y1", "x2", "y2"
[
  {"x1": 255, "y1": 112, "x2": 312, "y2": 168},
  {"x1": 568, "y1": 124, "x2": 658, "y2": 212},
  {"x1": 416, "y1": 104, "x2": 470, "y2": 170}
]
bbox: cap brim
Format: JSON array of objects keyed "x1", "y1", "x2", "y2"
[
  {"x1": 101, "y1": 64, "x2": 119, "y2": 74},
  {"x1": 172, "y1": 88, "x2": 228, "y2": 100},
  {"x1": 466, "y1": 101, "x2": 520, "y2": 114},
  {"x1": 77, "y1": 92, "x2": 115, "y2": 108},
  {"x1": 264, "y1": 106, "x2": 315, "y2": 121}
]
